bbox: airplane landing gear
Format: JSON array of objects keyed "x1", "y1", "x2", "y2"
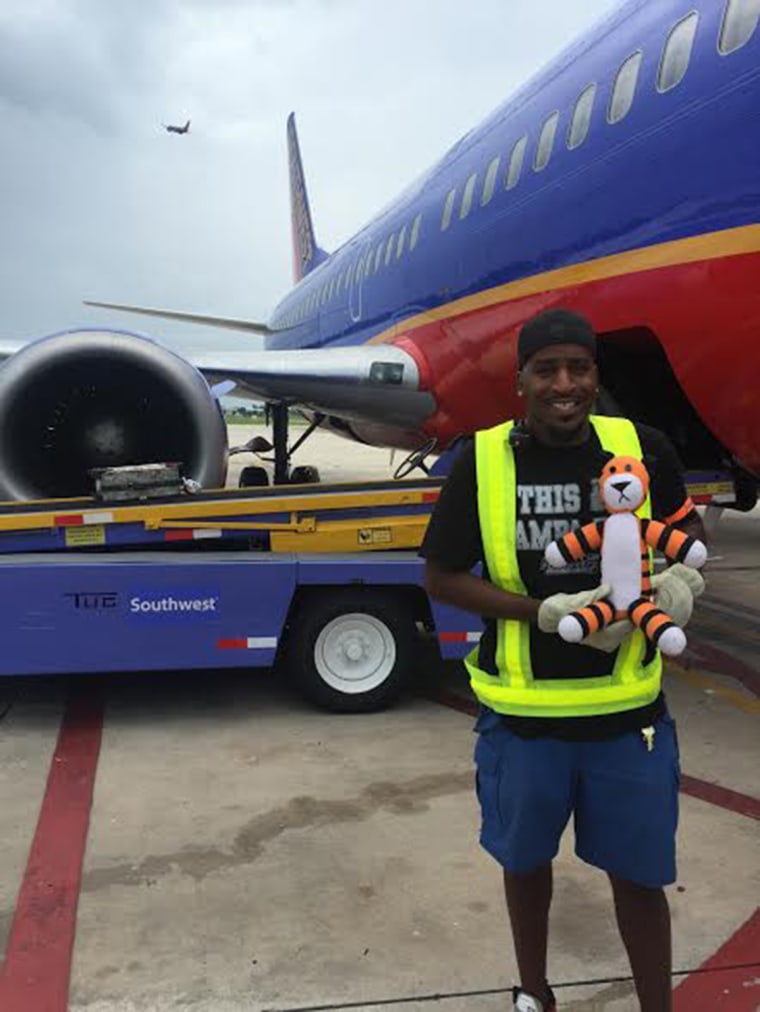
[
  {"x1": 272, "y1": 402, "x2": 290, "y2": 485},
  {"x1": 232, "y1": 403, "x2": 325, "y2": 486}
]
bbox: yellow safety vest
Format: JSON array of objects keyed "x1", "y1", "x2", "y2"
[{"x1": 466, "y1": 414, "x2": 662, "y2": 718}]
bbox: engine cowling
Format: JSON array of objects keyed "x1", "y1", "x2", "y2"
[{"x1": 0, "y1": 329, "x2": 228, "y2": 501}]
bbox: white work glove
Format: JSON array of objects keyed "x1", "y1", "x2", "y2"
[
  {"x1": 650, "y1": 562, "x2": 705, "y2": 626},
  {"x1": 584, "y1": 620, "x2": 633, "y2": 653},
  {"x1": 537, "y1": 584, "x2": 611, "y2": 634},
  {"x1": 581, "y1": 563, "x2": 706, "y2": 653}
]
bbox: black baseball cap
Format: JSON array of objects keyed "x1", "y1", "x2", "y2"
[{"x1": 517, "y1": 309, "x2": 597, "y2": 369}]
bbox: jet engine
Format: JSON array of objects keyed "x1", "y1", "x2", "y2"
[{"x1": 0, "y1": 330, "x2": 228, "y2": 501}]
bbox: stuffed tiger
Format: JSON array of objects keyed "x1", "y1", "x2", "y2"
[{"x1": 544, "y1": 456, "x2": 707, "y2": 657}]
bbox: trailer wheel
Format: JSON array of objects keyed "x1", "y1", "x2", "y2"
[
  {"x1": 239, "y1": 466, "x2": 269, "y2": 488},
  {"x1": 289, "y1": 465, "x2": 321, "y2": 485},
  {"x1": 286, "y1": 591, "x2": 414, "y2": 712}
]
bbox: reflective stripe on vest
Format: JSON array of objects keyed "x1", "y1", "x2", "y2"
[{"x1": 466, "y1": 415, "x2": 662, "y2": 718}]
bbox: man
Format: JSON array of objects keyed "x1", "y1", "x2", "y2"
[{"x1": 420, "y1": 309, "x2": 706, "y2": 1012}]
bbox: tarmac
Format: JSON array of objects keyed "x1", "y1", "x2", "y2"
[{"x1": 0, "y1": 426, "x2": 757, "y2": 1012}]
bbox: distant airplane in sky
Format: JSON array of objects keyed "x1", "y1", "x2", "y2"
[{"x1": 163, "y1": 119, "x2": 190, "y2": 135}]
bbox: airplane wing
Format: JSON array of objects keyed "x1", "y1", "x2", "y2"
[
  {"x1": 0, "y1": 335, "x2": 435, "y2": 432},
  {"x1": 83, "y1": 300, "x2": 272, "y2": 335},
  {"x1": 190, "y1": 344, "x2": 435, "y2": 430}
]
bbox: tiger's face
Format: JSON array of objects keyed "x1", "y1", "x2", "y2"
[{"x1": 599, "y1": 456, "x2": 650, "y2": 513}]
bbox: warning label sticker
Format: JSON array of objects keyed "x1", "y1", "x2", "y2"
[
  {"x1": 358, "y1": 527, "x2": 392, "y2": 546},
  {"x1": 65, "y1": 525, "x2": 106, "y2": 547}
]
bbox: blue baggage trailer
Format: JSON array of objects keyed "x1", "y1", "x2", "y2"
[{"x1": 0, "y1": 477, "x2": 481, "y2": 711}]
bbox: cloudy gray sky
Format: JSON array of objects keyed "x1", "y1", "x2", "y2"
[{"x1": 0, "y1": 0, "x2": 619, "y2": 354}]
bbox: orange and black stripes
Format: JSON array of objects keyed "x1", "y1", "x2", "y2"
[
  {"x1": 554, "y1": 520, "x2": 604, "y2": 564},
  {"x1": 641, "y1": 519, "x2": 697, "y2": 564},
  {"x1": 628, "y1": 597, "x2": 678, "y2": 647},
  {"x1": 664, "y1": 498, "x2": 697, "y2": 526},
  {"x1": 570, "y1": 599, "x2": 615, "y2": 637}
]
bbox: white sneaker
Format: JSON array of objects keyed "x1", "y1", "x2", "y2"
[
  {"x1": 512, "y1": 986, "x2": 556, "y2": 1011},
  {"x1": 514, "y1": 995, "x2": 543, "y2": 1012}
]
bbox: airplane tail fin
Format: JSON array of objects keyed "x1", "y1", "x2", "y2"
[{"x1": 287, "y1": 112, "x2": 327, "y2": 282}]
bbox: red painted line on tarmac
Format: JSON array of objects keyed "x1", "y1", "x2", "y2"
[
  {"x1": 0, "y1": 692, "x2": 104, "y2": 1012},
  {"x1": 426, "y1": 687, "x2": 478, "y2": 717},
  {"x1": 685, "y1": 638, "x2": 760, "y2": 697},
  {"x1": 673, "y1": 907, "x2": 760, "y2": 1010},
  {"x1": 680, "y1": 774, "x2": 760, "y2": 821},
  {"x1": 426, "y1": 689, "x2": 760, "y2": 820}
]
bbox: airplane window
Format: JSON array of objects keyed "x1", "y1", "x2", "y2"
[
  {"x1": 534, "y1": 112, "x2": 559, "y2": 171},
  {"x1": 505, "y1": 135, "x2": 527, "y2": 189},
  {"x1": 460, "y1": 173, "x2": 478, "y2": 219},
  {"x1": 385, "y1": 234, "x2": 395, "y2": 265},
  {"x1": 608, "y1": 51, "x2": 642, "y2": 123},
  {"x1": 410, "y1": 213, "x2": 422, "y2": 251},
  {"x1": 441, "y1": 188, "x2": 457, "y2": 230},
  {"x1": 658, "y1": 12, "x2": 699, "y2": 92},
  {"x1": 396, "y1": 224, "x2": 407, "y2": 258},
  {"x1": 481, "y1": 156, "x2": 501, "y2": 206},
  {"x1": 567, "y1": 83, "x2": 596, "y2": 149},
  {"x1": 720, "y1": 0, "x2": 760, "y2": 53}
]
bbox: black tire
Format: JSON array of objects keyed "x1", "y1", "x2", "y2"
[
  {"x1": 289, "y1": 465, "x2": 321, "y2": 485},
  {"x1": 284, "y1": 590, "x2": 414, "y2": 712},
  {"x1": 239, "y1": 465, "x2": 269, "y2": 488},
  {"x1": 731, "y1": 468, "x2": 758, "y2": 512}
]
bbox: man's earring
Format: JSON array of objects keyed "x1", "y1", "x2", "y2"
[{"x1": 517, "y1": 389, "x2": 524, "y2": 397}]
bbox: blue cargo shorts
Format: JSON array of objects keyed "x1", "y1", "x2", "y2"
[{"x1": 473, "y1": 712, "x2": 680, "y2": 888}]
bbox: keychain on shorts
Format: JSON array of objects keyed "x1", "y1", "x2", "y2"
[{"x1": 641, "y1": 726, "x2": 656, "y2": 752}]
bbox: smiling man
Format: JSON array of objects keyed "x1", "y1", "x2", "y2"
[{"x1": 421, "y1": 309, "x2": 706, "y2": 1012}]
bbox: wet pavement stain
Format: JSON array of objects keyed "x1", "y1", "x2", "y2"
[{"x1": 81, "y1": 770, "x2": 473, "y2": 892}]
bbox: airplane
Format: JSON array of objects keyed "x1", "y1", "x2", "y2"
[
  {"x1": 0, "y1": 0, "x2": 758, "y2": 508},
  {"x1": 163, "y1": 119, "x2": 190, "y2": 135}
]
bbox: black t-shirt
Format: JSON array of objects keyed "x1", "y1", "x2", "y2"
[{"x1": 420, "y1": 422, "x2": 696, "y2": 740}]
